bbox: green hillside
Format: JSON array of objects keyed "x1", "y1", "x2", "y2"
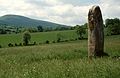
[{"x1": 0, "y1": 14, "x2": 69, "y2": 28}]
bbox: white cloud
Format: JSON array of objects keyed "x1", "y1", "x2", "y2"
[
  {"x1": 0, "y1": 0, "x2": 32, "y2": 16},
  {"x1": 100, "y1": 0, "x2": 120, "y2": 20},
  {"x1": 0, "y1": 0, "x2": 120, "y2": 26}
]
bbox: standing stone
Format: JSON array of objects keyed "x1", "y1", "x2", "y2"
[{"x1": 88, "y1": 6, "x2": 105, "y2": 58}]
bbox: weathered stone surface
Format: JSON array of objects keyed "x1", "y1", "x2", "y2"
[{"x1": 88, "y1": 6, "x2": 105, "y2": 58}]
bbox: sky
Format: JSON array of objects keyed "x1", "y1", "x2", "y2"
[{"x1": 0, "y1": 0, "x2": 120, "y2": 26}]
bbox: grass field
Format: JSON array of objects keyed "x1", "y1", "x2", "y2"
[
  {"x1": 0, "y1": 32, "x2": 120, "y2": 78},
  {"x1": 0, "y1": 30, "x2": 79, "y2": 48}
]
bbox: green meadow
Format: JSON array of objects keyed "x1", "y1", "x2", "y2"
[
  {"x1": 0, "y1": 30, "x2": 120, "y2": 78},
  {"x1": 0, "y1": 30, "x2": 78, "y2": 48}
]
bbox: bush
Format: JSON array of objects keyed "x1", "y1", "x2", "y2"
[
  {"x1": 69, "y1": 39, "x2": 74, "y2": 41},
  {"x1": 33, "y1": 42, "x2": 37, "y2": 45},
  {"x1": 39, "y1": 43, "x2": 42, "y2": 45},
  {"x1": 78, "y1": 37, "x2": 83, "y2": 40},
  {"x1": 23, "y1": 31, "x2": 31, "y2": 46},
  {"x1": 52, "y1": 40, "x2": 55, "y2": 43},
  {"x1": 75, "y1": 38, "x2": 78, "y2": 40},
  {"x1": 15, "y1": 43, "x2": 18, "y2": 46},
  {"x1": 46, "y1": 40, "x2": 49, "y2": 44},
  {"x1": 56, "y1": 33, "x2": 64, "y2": 42},
  {"x1": 19, "y1": 43, "x2": 22, "y2": 46},
  {"x1": 0, "y1": 45, "x2": 2, "y2": 48},
  {"x1": 64, "y1": 40, "x2": 69, "y2": 42},
  {"x1": 8, "y1": 43, "x2": 13, "y2": 47},
  {"x1": 57, "y1": 38, "x2": 60, "y2": 42}
]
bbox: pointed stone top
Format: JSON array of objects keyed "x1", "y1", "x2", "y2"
[
  {"x1": 91, "y1": 5, "x2": 99, "y2": 10},
  {"x1": 88, "y1": 5, "x2": 102, "y2": 20}
]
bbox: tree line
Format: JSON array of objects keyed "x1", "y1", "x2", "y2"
[
  {"x1": 0, "y1": 18, "x2": 119, "y2": 35},
  {"x1": 105, "y1": 18, "x2": 120, "y2": 35},
  {"x1": 0, "y1": 25, "x2": 71, "y2": 34}
]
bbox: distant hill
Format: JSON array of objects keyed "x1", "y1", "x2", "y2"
[{"x1": 0, "y1": 14, "x2": 69, "y2": 28}]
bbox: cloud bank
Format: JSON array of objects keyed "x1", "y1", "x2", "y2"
[{"x1": 0, "y1": 0, "x2": 119, "y2": 26}]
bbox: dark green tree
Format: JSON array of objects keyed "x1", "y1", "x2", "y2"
[
  {"x1": 0, "y1": 29, "x2": 7, "y2": 34},
  {"x1": 56, "y1": 33, "x2": 64, "y2": 42},
  {"x1": 75, "y1": 25, "x2": 86, "y2": 39},
  {"x1": 23, "y1": 31, "x2": 31, "y2": 46},
  {"x1": 105, "y1": 18, "x2": 120, "y2": 35},
  {"x1": 37, "y1": 25, "x2": 43, "y2": 32}
]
